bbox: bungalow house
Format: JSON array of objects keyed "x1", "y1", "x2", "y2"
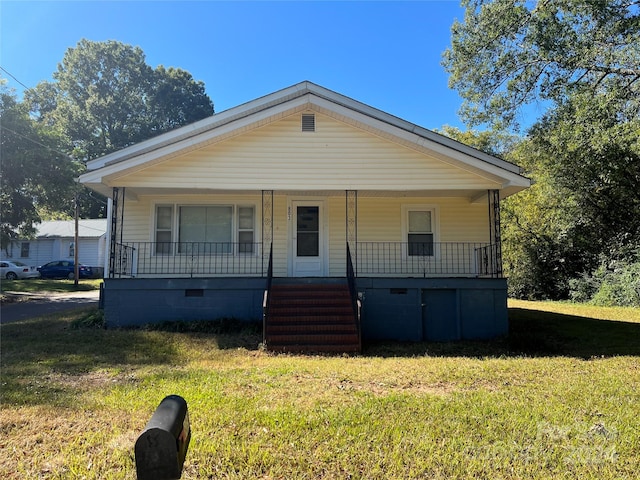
[
  {"x1": 79, "y1": 81, "x2": 530, "y2": 352},
  {"x1": 1, "y1": 219, "x2": 107, "y2": 275}
]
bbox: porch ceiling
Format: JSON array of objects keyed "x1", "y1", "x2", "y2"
[{"x1": 103, "y1": 186, "x2": 501, "y2": 202}]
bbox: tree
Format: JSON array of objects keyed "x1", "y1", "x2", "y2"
[
  {"x1": 436, "y1": 125, "x2": 520, "y2": 157},
  {"x1": 26, "y1": 39, "x2": 215, "y2": 162},
  {"x1": 530, "y1": 91, "x2": 640, "y2": 252},
  {"x1": 0, "y1": 87, "x2": 81, "y2": 249},
  {"x1": 442, "y1": 1, "x2": 640, "y2": 304},
  {"x1": 23, "y1": 39, "x2": 214, "y2": 219},
  {"x1": 149, "y1": 65, "x2": 214, "y2": 133},
  {"x1": 443, "y1": 0, "x2": 640, "y2": 129}
]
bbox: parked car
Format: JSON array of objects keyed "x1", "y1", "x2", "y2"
[
  {"x1": 0, "y1": 260, "x2": 41, "y2": 280},
  {"x1": 37, "y1": 260, "x2": 92, "y2": 279}
]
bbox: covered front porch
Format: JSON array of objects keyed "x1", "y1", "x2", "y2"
[{"x1": 106, "y1": 189, "x2": 503, "y2": 280}]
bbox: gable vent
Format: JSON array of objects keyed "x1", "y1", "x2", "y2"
[{"x1": 301, "y1": 114, "x2": 316, "y2": 132}]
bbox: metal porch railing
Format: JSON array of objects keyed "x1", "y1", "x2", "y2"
[
  {"x1": 111, "y1": 242, "x2": 268, "y2": 277},
  {"x1": 355, "y1": 241, "x2": 503, "y2": 278},
  {"x1": 110, "y1": 241, "x2": 502, "y2": 278}
]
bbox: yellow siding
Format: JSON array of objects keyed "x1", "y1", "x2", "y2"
[
  {"x1": 355, "y1": 196, "x2": 488, "y2": 242},
  {"x1": 116, "y1": 113, "x2": 499, "y2": 191}
]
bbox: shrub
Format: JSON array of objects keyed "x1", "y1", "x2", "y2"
[{"x1": 570, "y1": 251, "x2": 640, "y2": 307}]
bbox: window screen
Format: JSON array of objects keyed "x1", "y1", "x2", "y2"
[{"x1": 408, "y1": 210, "x2": 434, "y2": 256}]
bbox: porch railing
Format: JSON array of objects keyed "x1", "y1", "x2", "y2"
[
  {"x1": 112, "y1": 242, "x2": 268, "y2": 277},
  {"x1": 111, "y1": 241, "x2": 502, "y2": 278},
  {"x1": 356, "y1": 242, "x2": 502, "y2": 278}
]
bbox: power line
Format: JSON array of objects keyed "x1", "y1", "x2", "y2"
[
  {"x1": 0, "y1": 67, "x2": 79, "y2": 161},
  {"x1": 0, "y1": 66, "x2": 33, "y2": 91},
  {"x1": 0, "y1": 67, "x2": 80, "y2": 162},
  {"x1": 1, "y1": 126, "x2": 77, "y2": 162}
]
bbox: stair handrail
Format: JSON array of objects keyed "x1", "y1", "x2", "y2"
[
  {"x1": 262, "y1": 243, "x2": 273, "y2": 346},
  {"x1": 346, "y1": 242, "x2": 362, "y2": 351}
]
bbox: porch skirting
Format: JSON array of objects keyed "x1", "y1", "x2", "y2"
[
  {"x1": 103, "y1": 278, "x2": 266, "y2": 328},
  {"x1": 356, "y1": 277, "x2": 508, "y2": 342},
  {"x1": 102, "y1": 277, "x2": 508, "y2": 341}
]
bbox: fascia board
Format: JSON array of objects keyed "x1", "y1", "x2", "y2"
[{"x1": 308, "y1": 95, "x2": 530, "y2": 186}]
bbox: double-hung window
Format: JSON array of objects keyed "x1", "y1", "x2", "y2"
[
  {"x1": 405, "y1": 208, "x2": 435, "y2": 256},
  {"x1": 155, "y1": 206, "x2": 174, "y2": 254},
  {"x1": 237, "y1": 207, "x2": 255, "y2": 253}
]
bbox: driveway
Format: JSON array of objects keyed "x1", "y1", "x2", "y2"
[{"x1": 0, "y1": 290, "x2": 100, "y2": 324}]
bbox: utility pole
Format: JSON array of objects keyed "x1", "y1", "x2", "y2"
[{"x1": 74, "y1": 193, "x2": 79, "y2": 287}]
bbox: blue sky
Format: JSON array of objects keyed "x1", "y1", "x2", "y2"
[{"x1": 1, "y1": 1, "x2": 470, "y2": 130}]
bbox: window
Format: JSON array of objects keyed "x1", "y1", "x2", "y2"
[
  {"x1": 155, "y1": 205, "x2": 173, "y2": 254},
  {"x1": 238, "y1": 206, "x2": 255, "y2": 253},
  {"x1": 155, "y1": 204, "x2": 256, "y2": 255},
  {"x1": 179, "y1": 206, "x2": 233, "y2": 253},
  {"x1": 69, "y1": 242, "x2": 75, "y2": 258},
  {"x1": 20, "y1": 242, "x2": 30, "y2": 258},
  {"x1": 405, "y1": 208, "x2": 435, "y2": 256}
]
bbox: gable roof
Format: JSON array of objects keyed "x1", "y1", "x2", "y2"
[
  {"x1": 80, "y1": 81, "x2": 530, "y2": 198},
  {"x1": 35, "y1": 219, "x2": 107, "y2": 239}
]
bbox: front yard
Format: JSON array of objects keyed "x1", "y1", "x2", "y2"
[{"x1": 1, "y1": 301, "x2": 638, "y2": 478}]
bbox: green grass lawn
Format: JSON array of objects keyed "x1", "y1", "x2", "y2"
[
  {"x1": 1, "y1": 301, "x2": 639, "y2": 479},
  {"x1": 0, "y1": 278, "x2": 102, "y2": 294}
]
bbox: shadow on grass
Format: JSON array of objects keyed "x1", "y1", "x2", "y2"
[
  {"x1": 4, "y1": 306, "x2": 639, "y2": 407},
  {"x1": 506, "y1": 307, "x2": 640, "y2": 358},
  {"x1": 363, "y1": 307, "x2": 640, "y2": 359},
  {"x1": 0, "y1": 311, "x2": 260, "y2": 408}
]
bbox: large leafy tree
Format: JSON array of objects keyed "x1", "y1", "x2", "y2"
[
  {"x1": 442, "y1": 0, "x2": 640, "y2": 302},
  {"x1": 26, "y1": 39, "x2": 214, "y2": 161},
  {"x1": 0, "y1": 87, "x2": 81, "y2": 249},
  {"x1": 23, "y1": 39, "x2": 214, "y2": 218},
  {"x1": 443, "y1": 0, "x2": 640, "y2": 129}
]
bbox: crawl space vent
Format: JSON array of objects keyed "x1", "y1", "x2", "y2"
[{"x1": 301, "y1": 114, "x2": 315, "y2": 132}]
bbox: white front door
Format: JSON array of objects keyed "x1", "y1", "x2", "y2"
[{"x1": 291, "y1": 201, "x2": 325, "y2": 277}]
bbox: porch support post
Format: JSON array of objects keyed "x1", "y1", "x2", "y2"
[
  {"x1": 488, "y1": 189, "x2": 503, "y2": 277},
  {"x1": 346, "y1": 190, "x2": 358, "y2": 274},
  {"x1": 108, "y1": 187, "x2": 125, "y2": 278},
  {"x1": 262, "y1": 190, "x2": 274, "y2": 273}
]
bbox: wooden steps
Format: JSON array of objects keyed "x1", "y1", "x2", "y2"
[{"x1": 265, "y1": 282, "x2": 360, "y2": 353}]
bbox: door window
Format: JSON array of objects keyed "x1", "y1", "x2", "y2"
[{"x1": 296, "y1": 206, "x2": 319, "y2": 257}]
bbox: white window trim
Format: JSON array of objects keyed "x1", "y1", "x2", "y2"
[
  {"x1": 401, "y1": 204, "x2": 439, "y2": 258},
  {"x1": 152, "y1": 202, "x2": 260, "y2": 256}
]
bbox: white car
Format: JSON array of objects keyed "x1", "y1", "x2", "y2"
[{"x1": 0, "y1": 260, "x2": 41, "y2": 280}]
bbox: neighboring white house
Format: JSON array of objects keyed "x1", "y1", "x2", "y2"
[{"x1": 1, "y1": 219, "x2": 107, "y2": 273}]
